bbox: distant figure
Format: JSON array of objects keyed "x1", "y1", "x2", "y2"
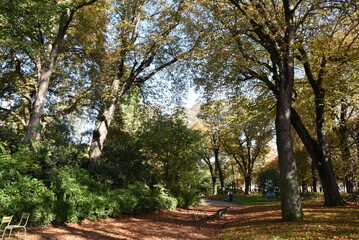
[{"x1": 227, "y1": 191, "x2": 233, "y2": 202}]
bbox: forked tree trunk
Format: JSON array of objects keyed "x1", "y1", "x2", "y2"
[
  {"x1": 296, "y1": 46, "x2": 345, "y2": 206},
  {"x1": 88, "y1": 0, "x2": 184, "y2": 164}
]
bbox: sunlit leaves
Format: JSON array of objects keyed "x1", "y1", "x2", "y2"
[{"x1": 138, "y1": 114, "x2": 206, "y2": 195}]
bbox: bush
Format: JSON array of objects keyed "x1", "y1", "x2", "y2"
[
  {"x1": 129, "y1": 185, "x2": 178, "y2": 213},
  {"x1": 172, "y1": 188, "x2": 200, "y2": 208},
  {"x1": 51, "y1": 168, "x2": 177, "y2": 224},
  {"x1": 95, "y1": 138, "x2": 153, "y2": 187},
  {"x1": 0, "y1": 172, "x2": 55, "y2": 226},
  {"x1": 0, "y1": 144, "x2": 41, "y2": 176},
  {"x1": 0, "y1": 142, "x2": 179, "y2": 226},
  {"x1": 0, "y1": 127, "x2": 22, "y2": 153}
]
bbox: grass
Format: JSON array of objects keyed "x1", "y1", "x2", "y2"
[
  {"x1": 233, "y1": 194, "x2": 281, "y2": 205},
  {"x1": 222, "y1": 194, "x2": 359, "y2": 240}
]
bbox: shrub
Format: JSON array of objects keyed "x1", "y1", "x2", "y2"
[
  {"x1": 0, "y1": 143, "x2": 179, "y2": 226},
  {"x1": 0, "y1": 172, "x2": 55, "y2": 226},
  {"x1": 51, "y1": 168, "x2": 177, "y2": 224},
  {"x1": 129, "y1": 185, "x2": 177, "y2": 213},
  {"x1": 172, "y1": 188, "x2": 200, "y2": 208},
  {"x1": 0, "y1": 144, "x2": 41, "y2": 176},
  {"x1": 95, "y1": 138, "x2": 152, "y2": 187},
  {"x1": 0, "y1": 127, "x2": 22, "y2": 153}
]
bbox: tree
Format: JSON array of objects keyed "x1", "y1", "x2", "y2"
[
  {"x1": 202, "y1": 154, "x2": 218, "y2": 194},
  {"x1": 194, "y1": 0, "x2": 357, "y2": 210},
  {"x1": 198, "y1": 100, "x2": 227, "y2": 194},
  {"x1": 221, "y1": 96, "x2": 273, "y2": 195},
  {"x1": 185, "y1": 104, "x2": 219, "y2": 195},
  {"x1": 291, "y1": 1, "x2": 358, "y2": 204},
  {"x1": 0, "y1": 0, "x2": 100, "y2": 143},
  {"x1": 88, "y1": 0, "x2": 199, "y2": 164},
  {"x1": 138, "y1": 113, "x2": 206, "y2": 206},
  {"x1": 196, "y1": 0, "x2": 303, "y2": 221}
]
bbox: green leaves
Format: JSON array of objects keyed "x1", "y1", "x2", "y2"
[{"x1": 138, "y1": 114, "x2": 206, "y2": 206}]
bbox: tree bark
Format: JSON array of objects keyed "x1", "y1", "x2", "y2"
[
  {"x1": 276, "y1": 88, "x2": 302, "y2": 221},
  {"x1": 89, "y1": 75, "x2": 122, "y2": 164},
  {"x1": 339, "y1": 102, "x2": 354, "y2": 194},
  {"x1": 274, "y1": 0, "x2": 303, "y2": 222},
  {"x1": 291, "y1": 109, "x2": 345, "y2": 205},
  {"x1": 244, "y1": 176, "x2": 251, "y2": 195},
  {"x1": 203, "y1": 156, "x2": 217, "y2": 194},
  {"x1": 23, "y1": 67, "x2": 52, "y2": 143},
  {"x1": 294, "y1": 48, "x2": 345, "y2": 205},
  {"x1": 214, "y1": 148, "x2": 224, "y2": 194},
  {"x1": 311, "y1": 162, "x2": 318, "y2": 193}
]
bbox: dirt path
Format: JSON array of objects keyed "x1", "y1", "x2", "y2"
[{"x1": 22, "y1": 199, "x2": 240, "y2": 240}]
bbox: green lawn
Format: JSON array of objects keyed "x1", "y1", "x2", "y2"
[{"x1": 233, "y1": 194, "x2": 281, "y2": 205}]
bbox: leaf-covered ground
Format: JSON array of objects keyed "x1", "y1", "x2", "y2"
[
  {"x1": 20, "y1": 198, "x2": 359, "y2": 239},
  {"x1": 222, "y1": 203, "x2": 359, "y2": 240}
]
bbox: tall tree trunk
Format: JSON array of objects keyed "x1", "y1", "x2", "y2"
[
  {"x1": 291, "y1": 109, "x2": 345, "y2": 205},
  {"x1": 339, "y1": 102, "x2": 353, "y2": 194},
  {"x1": 89, "y1": 99, "x2": 119, "y2": 164},
  {"x1": 227, "y1": 0, "x2": 303, "y2": 221},
  {"x1": 89, "y1": 77, "x2": 122, "y2": 164},
  {"x1": 276, "y1": 90, "x2": 303, "y2": 221},
  {"x1": 314, "y1": 83, "x2": 344, "y2": 205},
  {"x1": 274, "y1": 0, "x2": 303, "y2": 222},
  {"x1": 23, "y1": 67, "x2": 53, "y2": 143},
  {"x1": 203, "y1": 156, "x2": 217, "y2": 195},
  {"x1": 213, "y1": 148, "x2": 224, "y2": 194},
  {"x1": 311, "y1": 162, "x2": 318, "y2": 193},
  {"x1": 244, "y1": 176, "x2": 251, "y2": 195},
  {"x1": 296, "y1": 46, "x2": 345, "y2": 205}
]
